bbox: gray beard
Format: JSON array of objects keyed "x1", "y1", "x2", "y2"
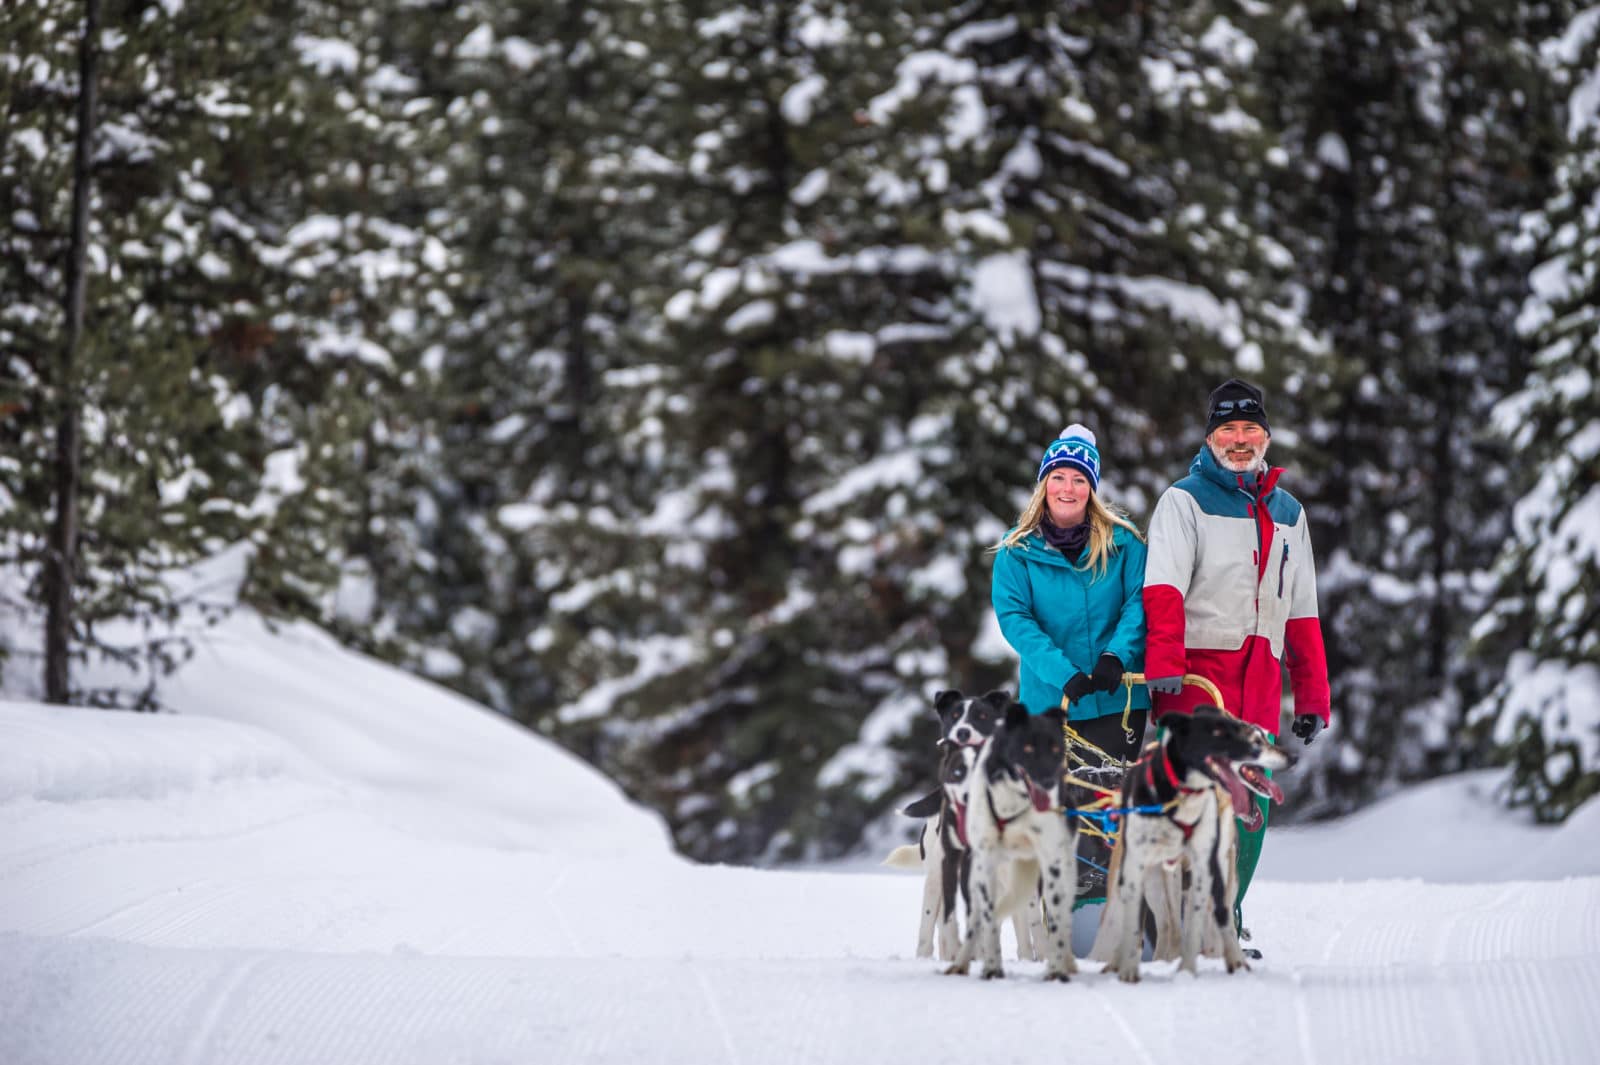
[{"x1": 1209, "y1": 440, "x2": 1268, "y2": 475}]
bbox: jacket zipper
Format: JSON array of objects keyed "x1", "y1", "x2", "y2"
[{"x1": 1278, "y1": 542, "x2": 1289, "y2": 597}]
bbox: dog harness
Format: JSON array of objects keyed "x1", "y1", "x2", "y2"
[{"x1": 1140, "y1": 741, "x2": 1207, "y2": 842}]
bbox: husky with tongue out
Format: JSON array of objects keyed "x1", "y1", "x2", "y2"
[
  {"x1": 945, "y1": 701, "x2": 1077, "y2": 982},
  {"x1": 1089, "y1": 704, "x2": 1290, "y2": 983}
]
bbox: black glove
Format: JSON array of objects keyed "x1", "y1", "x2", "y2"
[
  {"x1": 1146, "y1": 675, "x2": 1184, "y2": 696},
  {"x1": 1291, "y1": 713, "x2": 1324, "y2": 745},
  {"x1": 1062, "y1": 673, "x2": 1095, "y2": 703},
  {"x1": 1090, "y1": 653, "x2": 1124, "y2": 694}
]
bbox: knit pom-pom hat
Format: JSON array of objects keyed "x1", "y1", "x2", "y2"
[{"x1": 1036, "y1": 424, "x2": 1100, "y2": 490}]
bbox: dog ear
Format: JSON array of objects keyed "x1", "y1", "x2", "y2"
[
  {"x1": 1040, "y1": 706, "x2": 1068, "y2": 728},
  {"x1": 1162, "y1": 711, "x2": 1193, "y2": 736},
  {"x1": 1003, "y1": 701, "x2": 1030, "y2": 730},
  {"x1": 934, "y1": 689, "x2": 963, "y2": 714},
  {"x1": 901, "y1": 789, "x2": 943, "y2": 819},
  {"x1": 980, "y1": 689, "x2": 1011, "y2": 709}
]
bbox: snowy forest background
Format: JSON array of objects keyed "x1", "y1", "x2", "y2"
[{"x1": 2, "y1": 0, "x2": 1596, "y2": 863}]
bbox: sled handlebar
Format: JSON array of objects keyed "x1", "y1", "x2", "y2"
[{"x1": 1057, "y1": 672, "x2": 1226, "y2": 712}]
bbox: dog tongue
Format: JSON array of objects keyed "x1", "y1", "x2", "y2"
[
  {"x1": 1207, "y1": 756, "x2": 1256, "y2": 824},
  {"x1": 1026, "y1": 779, "x2": 1054, "y2": 812}
]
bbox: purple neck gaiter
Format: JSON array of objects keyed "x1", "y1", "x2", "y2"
[{"x1": 1040, "y1": 516, "x2": 1091, "y2": 561}]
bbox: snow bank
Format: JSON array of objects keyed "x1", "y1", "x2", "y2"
[{"x1": 46, "y1": 605, "x2": 674, "y2": 859}]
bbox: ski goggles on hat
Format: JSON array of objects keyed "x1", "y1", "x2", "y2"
[{"x1": 1210, "y1": 397, "x2": 1265, "y2": 419}]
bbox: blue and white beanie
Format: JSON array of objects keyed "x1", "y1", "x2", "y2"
[{"x1": 1036, "y1": 424, "x2": 1101, "y2": 490}]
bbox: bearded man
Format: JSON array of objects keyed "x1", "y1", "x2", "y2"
[{"x1": 1142, "y1": 378, "x2": 1331, "y2": 954}]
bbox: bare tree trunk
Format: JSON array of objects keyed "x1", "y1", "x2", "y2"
[{"x1": 43, "y1": 0, "x2": 100, "y2": 704}]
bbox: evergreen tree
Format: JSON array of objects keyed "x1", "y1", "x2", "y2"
[
  {"x1": 1253, "y1": 0, "x2": 1562, "y2": 812},
  {"x1": 1472, "y1": 2, "x2": 1600, "y2": 821},
  {"x1": 520, "y1": 1, "x2": 1319, "y2": 861},
  {"x1": 0, "y1": 0, "x2": 447, "y2": 703},
  {"x1": 533, "y1": 0, "x2": 988, "y2": 861},
  {"x1": 355, "y1": 0, "x2": 677, "y2": 713},
  {"x1": 3, "y1": 0, "x2": 273, "y2": 702}
]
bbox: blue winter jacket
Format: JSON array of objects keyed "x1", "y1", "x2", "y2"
[{"x1": 990, "y1": 524, "x2": 1150, "y2": 721}]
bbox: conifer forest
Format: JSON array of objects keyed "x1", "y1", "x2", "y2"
[{"x1": 4, "y1": 1, "x2": 1597, "y2": 861}]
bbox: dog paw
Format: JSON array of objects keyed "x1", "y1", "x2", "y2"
[
  {"x1": 942, "y1": 963, "x2": 969, "y2": 977},
  {"x1": 1043, "y1": 969, "x2": 1072, "y2": 983},
  {"x1": 1116, "y1": 965, "x2": 1141, "y2": 984},
  {"x1": 981, "y1": 967, "x2": 1005, "y2": 980}
]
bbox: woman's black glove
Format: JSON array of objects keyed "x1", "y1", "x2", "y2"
[
  {"x1": 1090, "y1": 654, "x2": 1124, "y2": 693},
  {"x1": 1290, "y1": 713, "x2": 1324, "y2": 745},
  {"x1": 1062, "y1": 673, "x2": 1095, "y2": 703}
]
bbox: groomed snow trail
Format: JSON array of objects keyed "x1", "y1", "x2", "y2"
[{"x1": 3, "y1": 611, "x2": 1598, "y2": 1065}]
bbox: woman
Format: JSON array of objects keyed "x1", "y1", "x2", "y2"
[{"x1": 990, "y1": 424, "x2": 1149, "y2": 908}]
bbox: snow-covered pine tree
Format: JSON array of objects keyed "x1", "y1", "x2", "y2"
[
  {"x1": 1253, "y1": 0, "x2": 1563, "y2": 812},
  {"x1": 0, "y1": 0, "x2": 449, "y2": 703},
  {"x1": 225, "y1": 1, "x2": 460, "y2": 649},
  {"x1": 1471, "y1": 3, "x2": 1600, "y2": 822},
  {"x1": 522, "y1": 1, "x2": 1322, "y2": 862},
  {"x1": 939, "y1": 2, "x2": 1317, "y2": 507},
  {"x1": 498, "y1": 1, "x2": 1013, "y2": 862},
  {"x1": 2, "y1": 0, "x2": 283, "y2": 703},
  {"x1": 354, "y1": 0, "x2": 679, "y2": 714}
]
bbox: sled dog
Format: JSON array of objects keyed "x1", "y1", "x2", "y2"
[
  {"x1": 1089, "y1": 705, "x2": 1289, "y2": 982},
  {"x1": 945, "y1": 702, "x2": 1077, "y2": 981},
  {"x1": 884, "y1": 689, "x2": 1041, "y2": 961}
]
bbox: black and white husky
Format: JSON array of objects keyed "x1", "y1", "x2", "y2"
[
  {"x1": 885, "y1": 689, "x2": 1041, "y2": 961},
  {"x1": 944, "y1": 702, "x2": 1077, "y2": 981},
  {"x1": 1089, "y1": 705, "x2": 1289, "y2": 982}
]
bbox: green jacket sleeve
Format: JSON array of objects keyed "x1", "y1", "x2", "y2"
[
  {"x1": 991, "y1": 546, "x2": 1077, "y2": 692},
  {"x1": 1104, "y1": 535, "x2": 1148, "y2": 670}
]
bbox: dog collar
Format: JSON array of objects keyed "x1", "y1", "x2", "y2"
[
  {"x1": 1145, "y1": 738, "x2": 1205, "y2": 799},
  {"x1": 985, "y1": 787, "x2": 1042, "y2": 838}
]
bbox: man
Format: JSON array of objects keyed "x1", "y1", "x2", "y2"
[{"x1": 1142, "y1": 379, "x2": 1331, "y2": 953}]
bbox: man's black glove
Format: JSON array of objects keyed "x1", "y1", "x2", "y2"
[
  {"x1": 1146, "y1": 675, "x2": 1184, "y2": 696},
  {"x1": 1090, "y1": 653, "x2": 1124, "y2": 694},
  {"x1": 1290, "y1": 713, "x2": 1324, "y2": 745},
  {"x1": 1062, "y1": 673, "x2": 1095, "y2": 704}
]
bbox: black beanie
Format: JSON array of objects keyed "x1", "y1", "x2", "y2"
[{"x1": 1205, "y1": 378, "x2": 1270, "y2": 436}]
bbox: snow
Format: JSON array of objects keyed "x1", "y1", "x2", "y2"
[
  {"x1": 972, "y1": 251, "x2": 1041, "y2": 341},
  {"x1": 724, "y1": 298, "x2": 776, "y2": 334},
  {"x1": 1548, "y1": 6, "x2": 1600, "y2": 63},
  {"x1": 294, "y1": 36, "x2": 359, "y2": 76},
  {"x1": 1491, "y1": 653, "x2": 1600, "y2": 773},
  {"x1": 3, "y1": 611, "x2": 1599, "y2": 1064},
  {"x1": 1317, "y1": 130, "x2": 1351, "y2": 172},
  {"x1": 780, "y1": 74, "x2": 826, "y2": 127}
]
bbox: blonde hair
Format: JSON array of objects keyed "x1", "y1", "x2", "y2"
[{"x1": 993, "y1": 481, "x2": 1144, "y2": 577}]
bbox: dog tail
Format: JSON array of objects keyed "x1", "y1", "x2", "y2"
[{"x1": 882, "y1": 845, "x2": 923, "y2": 871}]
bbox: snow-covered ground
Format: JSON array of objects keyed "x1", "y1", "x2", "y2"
[{"x1": 3, "y1": 609, "x2": 1598, "y2": 1065}]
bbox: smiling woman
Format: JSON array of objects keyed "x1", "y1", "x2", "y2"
[{"x1": 989, "y1": 424, "x2": 1151, "y2": 906}]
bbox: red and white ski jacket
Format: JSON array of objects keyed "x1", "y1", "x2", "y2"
[{"x1": 1142, "y1": 447, "x2": 1331, "y2": 733}]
